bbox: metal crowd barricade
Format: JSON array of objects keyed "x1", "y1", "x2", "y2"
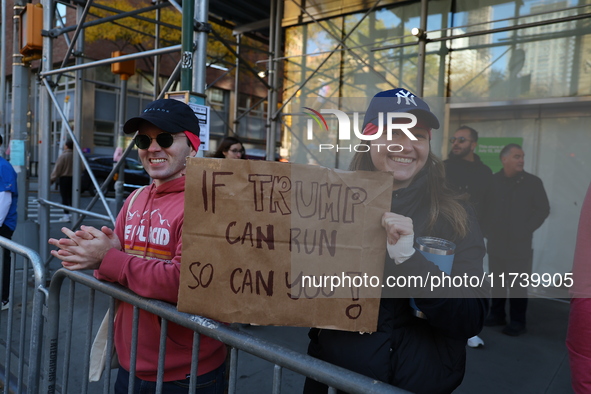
[
  {"x1": 45, "y1": 269, "x2": 408, "y2": 394},
  {"x1": 0, "y1": 236, "x2": 47, "y2": 394}
]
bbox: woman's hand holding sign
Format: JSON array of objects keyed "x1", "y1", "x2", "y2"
[{"x1": 382, "y1": 212, "x2": 415, "y2": 264}]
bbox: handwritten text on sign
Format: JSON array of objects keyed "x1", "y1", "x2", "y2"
[{"x1": 178, "y1": 158, "x2": 392, "y2": 332}]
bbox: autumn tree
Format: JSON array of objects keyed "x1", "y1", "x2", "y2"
[{"x1": 84, "y1": 0, "x2": 237, "y2": 66}]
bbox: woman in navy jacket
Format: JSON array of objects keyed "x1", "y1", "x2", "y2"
[{"x1": 304, "y1": 89, "x2": 489, "y2": 394}]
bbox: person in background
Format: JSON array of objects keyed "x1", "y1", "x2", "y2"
[
  {"x1": 48, "y1": 99, "x2": 227, "y2": 393},
  {"x1": 567, "y1": 181, "x2": 591, "y2": 393},
  {"x1": 0, "y1": 136, "x2": 18, "y2": 310},
  {"x1": 444, "y1": 126, "x2": 493, "y2": 224},
  {"x1": 304, "y1": 88, "x2": 489, "y2": 394},
  {"x1": 485, "y1": 143, "x2": 550, "y2": 336},
  {"x1": 212, "y1": 136, "x2": 245, "y2": 159},
  {"x1": 444, "y1": 125, "x2": 493, "y2": 348},
  {"x1": 50, "y1": 139, "x2": 74, "y2": 222},
  {"x1": 0, "y1": 134, "x2": 6, "y2": 158}
]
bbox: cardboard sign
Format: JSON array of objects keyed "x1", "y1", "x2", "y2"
[{"x1": 178, "y1": 158, "x2": 393, "y2": 332}]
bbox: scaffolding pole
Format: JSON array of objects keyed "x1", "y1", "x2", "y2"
[
  {"x1": 114, "y1": 77, "x2": 128, "y2": 212},
  {"x1": 40, "y1": 45, "x2": 182, "y2": 77},
  {"x1": 194, "y1": 0, "x2": 210, "y2": 95},
  {"x1": 72, "y1": 2, "x2": 85, "y2": 225},
  {"x1": 416, "y1": 0, "x2": 428, "y2": 95},
  {"x1": 266, "y1": 0, "x2": 282, "y2": 161},
  {"x1": 233, "y1": 34, "x2": 241, "y2": 134},
  {"x1": 11, "y1": 1, "x2": 32, "y2": 248},
  {"x1": 181, "y1": 0, "x2": 195, "y2": 90},
  {"x1": 153, "y1": 0, "x2": 161, "y2": 99},
  {"x1": 0, "y1": 0, "x2": 7, "y2": 150},
  {"x1": 38, "y1": 0, "x2": 55, "y2": 268},
  {"x1": 41, "y1": 77, "x2": 116, "y2": 225}
]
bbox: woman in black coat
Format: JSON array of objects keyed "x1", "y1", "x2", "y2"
[{"x1": 304, "y1": 89, "x2": 490, "y2": 394}]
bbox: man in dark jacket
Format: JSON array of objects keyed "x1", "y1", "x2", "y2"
[
  {"x1": 485, "y1": 143, "x2": 550, "y2": 336},
  {"x1": 444, "y1": 126, "x2": 493, "y2": 348},
  {"x1": 444, "y1": 126, "x2": 493, "y2": 226}
]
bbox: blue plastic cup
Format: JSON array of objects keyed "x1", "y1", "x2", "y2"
[
  {"x1": 416, "y1": 236, "x2": 455, "y2": 275},
  {"x1": 411, "y1": 236, "x2": 456, "y2": 318}
]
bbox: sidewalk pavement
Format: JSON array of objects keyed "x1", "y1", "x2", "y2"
[
  {"x1": 457, "y1": 297, "x2": 572, "y2": 394},
  {"x1": 28, "y1": 181, "x2": 574, "y2": 393}
]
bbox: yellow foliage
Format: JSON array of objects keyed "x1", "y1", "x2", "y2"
[
  {"x1": 84, "y1": 0, "x2": 266, "y2": 72},
  {"x1": 85, "y1": 0, "x2": 181, "y2": 47}
]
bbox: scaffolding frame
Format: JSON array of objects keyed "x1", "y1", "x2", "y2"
[{"x1": 17, "y1": 0, "x2": 281, "y2": 264}]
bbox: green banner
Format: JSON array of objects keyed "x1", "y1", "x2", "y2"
[{"x1": 476, "y1": 137, "x2": 523, "y2": 174}]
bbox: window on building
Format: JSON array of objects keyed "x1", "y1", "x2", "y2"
[
  {"x1": 94, "y1": 121, "x2": 115, "y2": 147},
  {"x1": 95, "y1": 66, "x2": 118, "y2": 88},
  {"x1": 56, "y1": 3, "x2": 67, "y2": 27},
  {"x1": 237, "y1": 93, "x2": 267, "y2": 141},
  {"x1": 207, "y1": 87, "x2": 229, "y2": 136}
]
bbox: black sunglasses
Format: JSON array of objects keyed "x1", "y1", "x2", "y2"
[
  {"x1": 134, "y1": 133, "x2": 176, "y2": 150},
  {"x1": 449, "y1": 136, "x2": 472, "y2": 144}
]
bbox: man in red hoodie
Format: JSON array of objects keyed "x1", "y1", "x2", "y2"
[{"x1": 48, "y1": 99, "x2": 227, "y2": 393}]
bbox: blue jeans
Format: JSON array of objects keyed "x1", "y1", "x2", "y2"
[{"x1": 114, "y1": 363, "x2": 225, "y2": 394}]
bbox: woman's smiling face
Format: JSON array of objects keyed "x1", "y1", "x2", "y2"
[{"x1": 369, "y1": 126, "x2": 430, "y2": 190}]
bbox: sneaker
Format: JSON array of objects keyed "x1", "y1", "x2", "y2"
[
  {"x1": 502, "y1": 322, "x2": 527, "y2": 336},
  {"x1": 1, "y1": 300, "x2": 9, "y2": 311},
  {"x1": 467, "y1": 335, "x2": 484, "y2": 348},
  {"x1": 58, "y1": 214, "x2": 71, "y2": 222},
  {"x1": 484, "y1": 315, "x2": 506, "y2": 327}
]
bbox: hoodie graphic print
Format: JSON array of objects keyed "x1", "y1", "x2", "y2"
[{"x1": 125, "y1": 205, "x2": 173, "y2": 260}]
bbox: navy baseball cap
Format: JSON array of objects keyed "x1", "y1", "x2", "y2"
[
  {"x1": 124, "y1": 99, "x2": 201, "y2": 149},
  {"x1": 362, "y1": 88, "x2": 440, "y2": 131}
]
